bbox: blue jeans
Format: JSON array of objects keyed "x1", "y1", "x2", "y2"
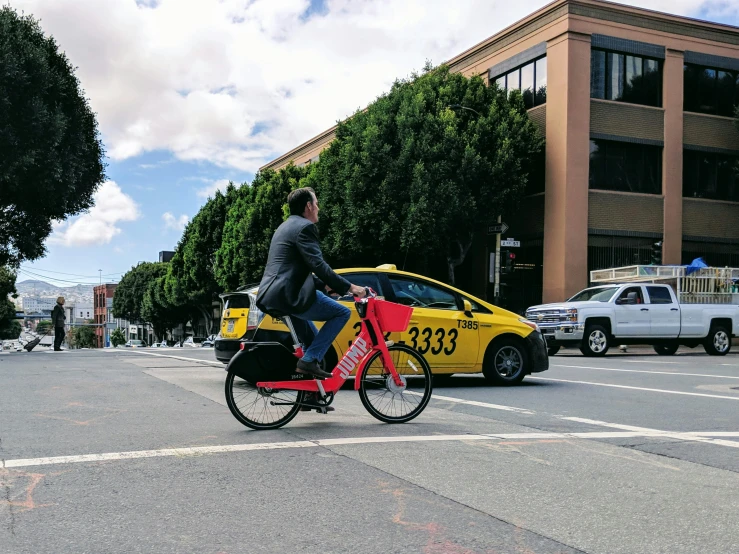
[{"x1": 292, "y1": 291, "x2": 351, "y2": 363}]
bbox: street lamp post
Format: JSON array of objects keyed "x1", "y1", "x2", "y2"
[
  {"x1": 447, "y1": 104, "x2": 501, "y2": 304},
  {"x1": 447, "y1": 104, "x2": 482, "y2": 117}
]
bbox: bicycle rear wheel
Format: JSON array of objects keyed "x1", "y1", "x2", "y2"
[
  {"x1": 225, "y1": 371, "x2": 304, "y2": 430},
  {"x1": 358, "y1": 344, "x2": 432, "y2": 423}
]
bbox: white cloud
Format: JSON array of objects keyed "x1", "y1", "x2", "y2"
[
  {"x1": 162, "y1": 212, "x2": 189, "y2": 231},
  {"x1": 50, "y1": 181, "x2": 140, "y2": 246},
  {"x1": 196, "y1": 178, "x2": 231, "y2": 199},
  {"x1": 11, "y1": 0, "x2": 728, "y2": 172}
]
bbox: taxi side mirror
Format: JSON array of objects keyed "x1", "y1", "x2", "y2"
[{"x1": 462, "y1": 299, "x2": 473, "y2": 317}]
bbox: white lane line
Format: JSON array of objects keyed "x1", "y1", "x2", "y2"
[
  {"x1": 114, "y1": 350, "x2": 224, "y2": 366},
  {"x1": 7, "y1": 431, "x2": 739, "y2": 468},
  {"x1": 426, "y1": 392, "x2": 535, "y2": 414},
  {"x1": 561, "y1": 417, "x2": 739, "y2": 449},
  {"x1": 126, "y1": 352, "x2": 535, "y2": 414},
  {"x1": 528, "y1": 376, "x2": 739, "y2": 400},
  {"x1": 552, "y1": 364, "x2": 739, "y2": 380}
]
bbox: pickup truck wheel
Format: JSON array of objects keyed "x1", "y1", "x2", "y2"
[
  {"x1": 704, "y1": 326, "x2": 731, "y2": 356},
  {"x1": 580, "y1": 325, "x2": 609, "y2": 357},
  {"x1": 547, "y1": 346, "x2": 560, "y2": 356},
  {"x1": 483, "y1": 338, "x2": 528, "y2": 386},
  {"x1": 653, "y1": 343, "x2": 679, "y2": 356}
]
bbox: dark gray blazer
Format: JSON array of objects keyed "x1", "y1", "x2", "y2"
[{"x1": 256, "y1": 215, "x2": 351, "y2": 316}]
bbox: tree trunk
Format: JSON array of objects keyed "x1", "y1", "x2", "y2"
[
  {"x1": 446, "y1": 234, "x2": 474, "y2": 286},
  {"x1": 195, "y1": 305, "x2": 213, "y2": 336}
]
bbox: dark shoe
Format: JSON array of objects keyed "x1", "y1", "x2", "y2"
[
  {"x1": 296, "y1": 359, "x2": 333, "y2": 379},
  {"x1": 300, "y1": 392, "x2": 336, "y2": 412}
]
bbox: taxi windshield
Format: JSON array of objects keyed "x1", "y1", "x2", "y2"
[{"x1": 568, "y1": 287, "x2": 619, "y2": 302}]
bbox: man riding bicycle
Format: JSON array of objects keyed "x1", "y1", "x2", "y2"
[{"x1": 256, "y1": 187, "x2": 366, "y2": 380}]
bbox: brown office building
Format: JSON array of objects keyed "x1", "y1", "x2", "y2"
[
  {"x1": 93, "y1": 283, "x2": 116, "y2": 348},
  {"x1": 262, "y1": 0, "x2": 739, "y2": 312}
]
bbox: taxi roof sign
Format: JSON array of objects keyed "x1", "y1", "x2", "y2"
[{"x1": 376, "y1": 264, "x2": 397, "y2": 270}]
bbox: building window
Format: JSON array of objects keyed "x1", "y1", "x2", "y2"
[
  {"x1": 492, "y1": 56, "x2": 547, "y2": 109},
  {"x1": 590, "y1": 49, "x2": 662, "y2": 107},
  {"x1": 589, "y1": 139, "x2": 662, "y2": 194},
  {"x1": 684, "y1": 64, "x2": 739, "y2": 117},
  {"x1": 683, "y1": 149, "x2": 739, "y2": 202}
]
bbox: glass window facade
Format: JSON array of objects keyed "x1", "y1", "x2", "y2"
[
  {"x1": 589, "y1": 139, "x2": 662, "y2": 194},
  {"x1": 683, "y1": 150, "x2": 739, "y2": 202},
  {"x1": 684, "y1": 63, "x2": 739, "y2": 117},
  {"x1": 492, "y1": 56, "x2": 547, "y2": 109},
  {"x1": 590, "y1": 48, "x2": 662, "y2": 107}
]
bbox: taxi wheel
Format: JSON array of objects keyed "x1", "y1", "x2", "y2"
[
  {"x1": 483, "y1": 338, "x2": 528, "y2": 386},
  {"x1": 547, "y1": 346, "x2": 560, "y2": 356}
]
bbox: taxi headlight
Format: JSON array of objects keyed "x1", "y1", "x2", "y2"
[{"x1": 519, "y1": 318, "x2": 539, "y2": 331}]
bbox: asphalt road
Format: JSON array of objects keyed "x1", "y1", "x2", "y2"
[{"x1": 1, "y1": 346, "x2": 738, "y2": 554}]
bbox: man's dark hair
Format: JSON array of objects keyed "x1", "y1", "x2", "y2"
[{"x1": 287, "y1": 187, "x2": 316, "y2": 216}]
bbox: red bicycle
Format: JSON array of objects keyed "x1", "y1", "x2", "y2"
[{"x1": 224, "y1": 289, "x2": 433, "y2": 430}]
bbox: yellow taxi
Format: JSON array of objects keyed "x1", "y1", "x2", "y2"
[{"x1": 215, "y1": 265, "x2": 548, "y2": 385}]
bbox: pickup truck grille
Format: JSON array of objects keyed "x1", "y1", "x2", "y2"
[{"x1": 526, "y1": 310, "x2": 564, "y2": 324}]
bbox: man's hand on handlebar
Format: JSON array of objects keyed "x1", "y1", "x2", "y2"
[{"x1": 349, "y1": 284, "x2": 367, "y2": 298}]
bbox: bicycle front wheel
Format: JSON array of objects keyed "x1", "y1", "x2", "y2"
[
  {"x1": 358, "y1": 344, "x2": 432, "y2": 423},
  {"x1": 225, "y1": 371, "x2": 304, "y2": 430}
]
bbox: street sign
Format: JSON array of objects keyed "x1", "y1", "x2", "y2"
[
  {"x1": 487, "y1": 222, "x2": 509, "y2": 235},
  {"x1": 501, "y1": 239, "x2": 520, "y2": 247}
]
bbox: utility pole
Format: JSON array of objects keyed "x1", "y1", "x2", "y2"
[{"x1": 494, "y1": 215, "x2": 502, "y2": 304}]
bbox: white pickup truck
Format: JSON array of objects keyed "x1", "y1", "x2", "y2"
[{"x1": 525, "y1": 283, "x2": 739, "y2": 357}]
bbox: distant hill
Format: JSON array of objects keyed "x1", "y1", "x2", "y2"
[{"x1": 15, "y1": 280, "x2": 95, "y2": 305}]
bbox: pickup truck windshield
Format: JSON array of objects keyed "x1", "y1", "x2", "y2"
[{"x1": 568, "y1": 287, "x2": 619, "y2": 302}]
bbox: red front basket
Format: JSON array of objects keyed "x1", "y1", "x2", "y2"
[{"x1": 374, "y1": 299, "x2": 413, "y2": 333}]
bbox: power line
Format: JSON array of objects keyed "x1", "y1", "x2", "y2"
[
  {"x1": 16, "y1": 268, "x2": 102, "y2": 286},
  {"x1": 19, "y1": 266, "x2": 126, "y2": 278}
]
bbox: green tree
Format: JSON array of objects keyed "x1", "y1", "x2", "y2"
[
  {"x1": 70, "y1": 326, "x2": 96, "y2": 348},
  {"x1": 142, "y1": 276, "x2": 194, "y2": 342},
  {"x1": 110, "y1": 327, "x2": 125, "y2": 348},
  {"x1": 0, "y1": 7, "x2": 105, "y2": 267},
  {"x1": 113, "y1": 262, "x2": 168, "y2": 323},
  {"x1": 305, "y1": 64, "x2": 543, "y2": 284},
  {"x1": 0, "y1": 266, "x2": 19, "y2": 338},
  {"x1": 36, "y1": 320, "x2": 52, "y2": 335},
  {"x1": 0, "y1": 319, "x2": 21, "y2": 340},
  {"x1": 215, "y1": 165, "x2": 308, "y2": 291},
  {"x1": 165, "y1": 184, "x2": 240, "y2": 332}
]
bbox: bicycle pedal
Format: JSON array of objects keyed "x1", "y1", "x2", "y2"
[{"x1": 316, "y1": 406, "x2": 335, "y2": 414}]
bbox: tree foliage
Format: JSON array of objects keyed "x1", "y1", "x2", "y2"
[
  {"x1": 215, "y1": 166, "x2": 308, "y2": 291},
  {"x1": 113, "y1": 262, "x2": 192, "y2": 341},
  {"x1": 0, "y1": 7, "x2": 106, "y2": 267},
  {"x1": 164, "y1": 184, "x2": 241, "y2": 331},
  {"x1": 110, "y1": 328, "x2": 125, "y2": 348},
  {"x1": 113, "y1": 262, "x2": 167, "y2": 323},
  {"x1": 142, "y1": 276, "x2": 194, "y2": 341},
  {"x1": 0, "y1": 319, "x2": 21, "y2": 340},
  {"x1": 36, "y1": 320, "x2": 52, "y2": 335},
  {"x1": 0, "y1": 266, "x2": 18, "y2": 338},
  {"x1": 304, "y1": 64, "x2": 543, "y2": 283},
  {"x1": 69, "y1": 326, "x2": 96, "y2": 348}
]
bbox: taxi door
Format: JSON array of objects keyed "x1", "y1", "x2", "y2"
[{"x1": 386, "y1": 275, "x2": 479, "y2": 370}]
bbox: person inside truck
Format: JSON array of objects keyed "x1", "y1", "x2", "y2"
[{"x1": 618, "y1": 287, "x2": 644, "y2": 304}]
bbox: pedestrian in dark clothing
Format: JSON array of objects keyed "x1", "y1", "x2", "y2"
[{"x1": 52, "y1": 296, "x2": 66, "y2": 351}]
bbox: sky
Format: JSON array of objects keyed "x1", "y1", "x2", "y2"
[{"x1": 12, "y1": 0, "x2": 739, "y2": 289}]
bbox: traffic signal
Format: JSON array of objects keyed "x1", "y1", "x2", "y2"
[
  {"x1": 651, "y1": 241, "x2": 663, "y2": 265},
  {"x1": 501, "y1": 250, "x2": 516, "y2": 274}
]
